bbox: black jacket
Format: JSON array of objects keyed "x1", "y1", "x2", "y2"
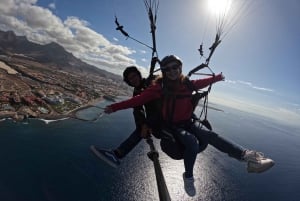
[{"x1": 132, "y1": 78, "x2": 161, "y2": 134}]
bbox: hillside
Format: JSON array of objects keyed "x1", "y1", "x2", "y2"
[{"x1": 0, "y1": 30, "x2": 130, "y2": 121}]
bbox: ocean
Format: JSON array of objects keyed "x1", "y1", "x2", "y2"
[{"x1": 0, "y1": 99, "x2": 299, "y2": 201}]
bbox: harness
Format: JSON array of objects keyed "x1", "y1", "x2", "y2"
[
  {"x1": 158, "y1": 77, "x2": 210, "y2": 160},
  {"x1": 161, "y1": 77, "x2": 207, "y2": 126}
]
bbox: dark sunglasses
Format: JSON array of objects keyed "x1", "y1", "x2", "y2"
[{"x1": 163, "y1": 65, "x2": 180, "y2": 72}]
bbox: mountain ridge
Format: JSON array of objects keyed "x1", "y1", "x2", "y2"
[{"x1": 0, "y1": 29, "x2": 120, "y2": 80}]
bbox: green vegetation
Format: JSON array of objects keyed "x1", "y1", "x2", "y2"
[{"x1": 52, "y1": 101, "x2": 79, "y2": 113}]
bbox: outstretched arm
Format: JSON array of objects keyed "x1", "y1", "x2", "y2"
[
  {"x1": 192, "y1": 73, "x2": 224, "y2": 89},
  {"x1": 104, "y1": 84, "x2": 161, "y2": 114}
]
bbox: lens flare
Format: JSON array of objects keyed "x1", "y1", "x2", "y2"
[{"x1": 207, "y1": 0, "x2": 232, "y2": 16}]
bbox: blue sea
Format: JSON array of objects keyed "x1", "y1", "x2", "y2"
[{"x1": 0, "y1": 99, "x2": 300, "y2": 201}]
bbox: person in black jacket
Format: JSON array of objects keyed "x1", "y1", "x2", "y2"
[{"x1": 90, "y1": 66, "x2": 160, "y2": 168}]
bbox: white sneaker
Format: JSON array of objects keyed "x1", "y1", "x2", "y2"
[
  {"x1": 243, "y1": 150, "x2": 275, "y2": 173},
  {"x1": 183, "y1": 173, "x2": 196, "y2": 196}
]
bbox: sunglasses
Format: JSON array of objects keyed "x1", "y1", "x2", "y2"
[{"x1": 163, "y1": 65, "x2": 180, "y2": 72}]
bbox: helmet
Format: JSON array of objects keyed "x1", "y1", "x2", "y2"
[
  {"x1": 160, "y1": 55, "x2": 182, "y2": 70},
  {"x1": 123, "y1": 66, "x2": 142, "y2": 86}
]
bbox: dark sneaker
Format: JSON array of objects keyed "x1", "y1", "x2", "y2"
[
  {"x1": 243, "y1": 150, "x2": 275, "y2": 173},
  {"x1": 183, "y1": 173, "x2": 196, "y2": 196},
  {"x1": 90, "y1": 145, "x2": 120, "y2": 168}
]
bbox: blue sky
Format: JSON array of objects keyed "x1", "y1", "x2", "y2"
[{"x1": 0, "y1": 0, "x2": 299, "y2": 127}]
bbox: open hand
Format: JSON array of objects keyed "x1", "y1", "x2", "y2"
[
  {"x1": 104, "y1": 106, "x2": 113, "y2": 114},
  {"x1": 220, "y1": 72, "x2": 225, "y2": 81},
  {"x1": 216, "y1": 72, "x2": 225, "y2": 81}
]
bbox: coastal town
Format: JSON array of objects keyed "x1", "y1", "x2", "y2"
[{"x1": 0, "y1": 54, "x2": 131, "y2": 122}]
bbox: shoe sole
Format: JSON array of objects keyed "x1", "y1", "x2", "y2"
[
  {"x1": 247, "y1": 161, "x2": 275, "y2": 173},
  {"x1": 90, "y1": 145, "x2": 119, "y2": 168}
]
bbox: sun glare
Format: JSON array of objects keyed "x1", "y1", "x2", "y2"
[{"x1": 207, "y1": 0, "x2": 232, "y2": 16}]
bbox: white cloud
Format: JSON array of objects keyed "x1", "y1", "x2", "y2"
[
  {"x1": 237, "y1": 80, "x2": 274, "y2": 92},
  {"x1": 237, "y1": 80, "x2": 252, "y2": 86},
  {"x1": 48, "y1": 3, "x2": 55, "y2": 10},
  {"x1": 224, "y1": 79, "x2": 236, "y2": 84},
  {"x1": 0, "y1": 0, "x2": 143, "y2": 76},
  {"x1": 252, "y1": 86, "x2": 274, "y2": 92},
  {"x1": 224, "y1": 79, "x2": 274, "y2": 93},
  {"x1": 0, "y1": 0, "x2": 15, "y2": 14}
]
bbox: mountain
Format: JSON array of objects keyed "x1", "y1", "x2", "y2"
[
  {"x1": 0, "y1": 30, "x2": 120, "y2": 80},
  {"x1": 0, "y1": 30, "x2": 131, "y2": 121}
]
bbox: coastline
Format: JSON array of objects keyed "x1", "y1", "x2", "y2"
[{"x1": 0, "y1": 96, "x2": 108, "y2": 123}]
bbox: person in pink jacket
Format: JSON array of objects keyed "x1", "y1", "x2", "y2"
[{"x1": 105, "y1": 55, "x2": 274, "y2": 196}]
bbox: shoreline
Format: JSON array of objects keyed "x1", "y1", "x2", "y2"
[{"x1": 0, "y1": 96, "x2": 107, "y2": 123}]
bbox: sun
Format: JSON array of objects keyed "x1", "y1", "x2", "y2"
[{"x1": 207, "y1": 0, "x2": 232, "y2": 16}]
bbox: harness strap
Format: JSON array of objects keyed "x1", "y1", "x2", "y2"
[{"x1": 161, "y1": 77, "x2": 207, "y2": 125}]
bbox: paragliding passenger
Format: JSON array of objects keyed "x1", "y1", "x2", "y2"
[
  {"x1": 91, "y1": 66, "x2": 161, "y2": 168},
  {"x1": 103, "y1": 55, "x2": 275, "y2": 196}
]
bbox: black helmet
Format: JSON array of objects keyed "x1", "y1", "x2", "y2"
[
  {"x1": 160, "y1": 55, "x2": 182, "y2": 70},
  {"x1": 123, "y1": 66, "x2": 142, "y2": 86}
]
